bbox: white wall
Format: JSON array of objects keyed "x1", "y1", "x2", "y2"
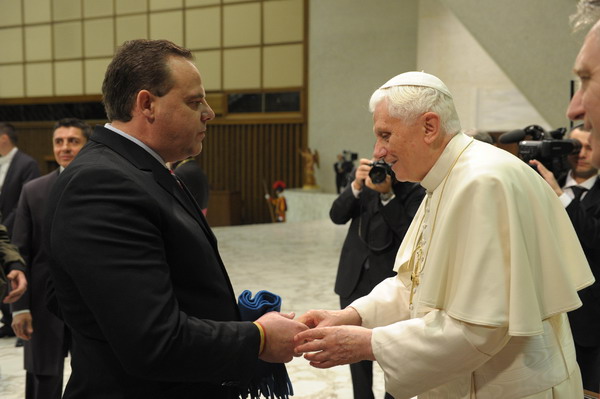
[
  {"x1": 308, "y1": 0, "x2": 573, "y2": 193},
  {"x1": 438, "y1": 0, "x2": 585, "y2": 128},
  {"x1": 308, "y1": 0, "x2": 418, "y2": 193},
  {"x1": 417, "y1": 0, "x2": 550, "y2": 133}
]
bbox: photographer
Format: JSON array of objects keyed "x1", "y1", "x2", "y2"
[
  {"x1": 329, "y1": 158, "x2": 424, "y2": 399},
  {"x1": 334, "y1": 152, "x2": 356, "y2": 193},
  {"x1": 530, "y1": 124, "x2": 600, "y2": 392}
]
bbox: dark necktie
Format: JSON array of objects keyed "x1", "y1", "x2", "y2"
[
  {"x1": 169, "y1": 169, "x2": 183, "y2": 189},
  {"x1": 571, "y1": 186, "x2": 588, "y2": 201}
]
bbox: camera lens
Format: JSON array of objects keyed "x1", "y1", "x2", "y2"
[{"x1": 369, "y1": 160, "x2": 392, "y2": 184}]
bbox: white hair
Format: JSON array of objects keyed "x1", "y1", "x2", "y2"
[
  {"x1": 369, "y1": 85, "x2": 461, "y2": 135},
  {"x1": 571, "y1": 0, "x2": 600, "y2": 32}
]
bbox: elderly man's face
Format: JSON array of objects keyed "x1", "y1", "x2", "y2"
[
  {"x1": 372, "y1": 100, "x2": 427, "y2": 182},
  {"x1": 568, "y1": 26, "x2": 600, "y2": 169}
]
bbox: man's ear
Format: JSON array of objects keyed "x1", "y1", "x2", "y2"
[
  {"x1": 422, "y1": 112, "x2": 441, "y2": 144},
  {"x1": 136, "y1": 90, "x2": 155, "y2": 121}
]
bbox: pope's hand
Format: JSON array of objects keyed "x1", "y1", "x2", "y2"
[
  {"x1": 293, "y1": 325, "x2": 375, "y2": 368},
  {"x1": 297, "y1": 307, "x2": 362, "y2": 328}
]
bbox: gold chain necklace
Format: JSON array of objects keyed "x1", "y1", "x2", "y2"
[{"x1": 408, "y1": 138, "x2": 474, "y2": 306}]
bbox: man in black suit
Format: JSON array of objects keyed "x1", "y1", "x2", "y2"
[
  {"x1": 0, "y1": 122, "x2": 40, "y2": 337},
  {"x1": 530, "y1": 125, "x2": 600, "y2": 392},
  {"x1": 44, "y1": 39, "x2": 307, "y2": 399},
  {"x1": 330, "y1": 158, "x2": 424, "y2": 399},
  {"x1": 12, "y1": 118, "x2": 91, "y2": 399}
]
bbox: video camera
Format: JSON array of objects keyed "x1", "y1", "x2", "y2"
[
  {"x1": 498, "y1": 125, "x2": 581, "y2": 177},
  {"x1": 342, "y1": 150, "x2": 358, "y2": 162}
]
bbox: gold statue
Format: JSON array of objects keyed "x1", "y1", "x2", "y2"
[{"x1": 299, "y1": 148, "x2": 319, "y2": 189}]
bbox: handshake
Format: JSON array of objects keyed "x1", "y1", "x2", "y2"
[{"x1": 255, "y1": 307, "x2": 375, "y2": 368}]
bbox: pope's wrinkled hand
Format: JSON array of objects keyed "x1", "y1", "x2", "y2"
[
  {"x1": 256, "y1": 311, "x2": 309, "y2": 363},
  {"x1": 293, "y1": 325, "x2": 375, "y2": 368},
  {"x1": 297, "y1": 307, "x2": 362, "y2": 328}
]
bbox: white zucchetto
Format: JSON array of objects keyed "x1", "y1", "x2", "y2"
[{"x1": 379, "y1": 71, "x2": 453, "y2": 98}]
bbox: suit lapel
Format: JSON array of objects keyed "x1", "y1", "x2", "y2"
[
  {"x1": 177, "y1": 179, "x2": 217, "y2": 241},
  {"x1": 581, "y1": 177, "x2": 600, "y2": 213},
  {"x1": 90, "y1": 126, "x2": 218, "y2": 246},
  {"x1": 155, "y1": 169, "x2": 217, "y2": 243}
]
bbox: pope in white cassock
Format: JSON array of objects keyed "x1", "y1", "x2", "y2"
[{"x1": 294, "y1": 72, "x2": 594, "y2": 398}]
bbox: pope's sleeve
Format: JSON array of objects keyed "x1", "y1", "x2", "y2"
[
  {"x1": 350, "y1": 276, "x2": 411, "y2": 327},
  {"x1": 371, "y1": 309, "x2": 509, "y2": 398}
]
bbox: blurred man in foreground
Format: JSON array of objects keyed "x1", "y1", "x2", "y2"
[{"x1": 530, "y1": 125, "x2": 600, "y2": 392}]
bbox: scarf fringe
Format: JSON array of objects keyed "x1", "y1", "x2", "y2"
[{"x1": 240, "y1": 362, "x2": 293, "y2": 399}]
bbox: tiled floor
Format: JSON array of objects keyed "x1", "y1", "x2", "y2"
[{"x1": 0, "y1": 219, "x2": 386, "y2": 398}]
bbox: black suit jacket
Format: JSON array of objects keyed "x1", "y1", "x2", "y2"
[
  {"x1": 331, "y1": 181, "x2": 425, "y2": 300},
  {"x1": 44, "y1": 126, "x2": 259, "y2": 399},
  {"x1": 564, "y1": 176, "x2": 600, "y2": 347},
  {"x1": 0, "y1": 150, "x2": 40, "y2": 235},
  {"x1": 12, "y1": 170, "x2": 68, "y2": 375}
]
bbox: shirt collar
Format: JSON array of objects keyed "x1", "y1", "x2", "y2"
[
  {"x1": 104, "y1": 123, "x2": 167, "y2": 168},
  {"x1": 0, "y1": 147, "x2": 18, "y2": 166},
  {"x1": 420, "y1": 132, "x2": 470, "y2": 193},
  {"x1": 564, "y1": 170, "x2": 598, "y2": 191}
]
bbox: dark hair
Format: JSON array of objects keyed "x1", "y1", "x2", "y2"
[
  {"x1": 0, "y1": 122, "x2": 18, "y2": 145},
  {"x1": 102, "y1": 39, "x2": 193, "y2": 122},
  {"x1": 53, "y1": 118, "x2": 92, "y2": 140}
]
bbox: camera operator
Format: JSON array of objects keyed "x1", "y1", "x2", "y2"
[
  {"x1": 529, "y1": 124, "x2": 600, "y2": 392},
  {"x1": 334, "y1": 151, "x2": 356, "y2": 193},
  {"x1": 329, "y1": 158, "x2": 425, "y2": 399}
]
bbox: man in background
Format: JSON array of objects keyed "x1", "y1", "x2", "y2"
[
  {"x1": 12, "y1": 118, "x2": 91, "y2": 399},
  {"x1": 171, "y1": 156, "x2": 209, "y2": 216},
  {"x1": 330, "y1": 158, "x2": 424, "y2": 399},
  {"x1": 334, "y1": 153, "x2": 354, "y2": 193},
  {"x1": 0, "y1": 122, "x2": 40, "y2": 338},
  {"x1": 45, "y1": 39, "x2": 306, "y2": 398},
  {"x1": 530, "y1": 125, "x2": 600, "y2": 392}
]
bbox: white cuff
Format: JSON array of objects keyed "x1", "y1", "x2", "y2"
[
  {"x1": 351, "y1": 184, "x2": 362, "y2": 198},
  {"x1": 11, "y1": 309, "x2": 31, "y2": 316}
]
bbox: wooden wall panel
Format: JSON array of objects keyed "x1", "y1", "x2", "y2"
[
  {"x1": 13, "y1": 119, "x2": 306, "y2": 225},
  {"x1": 199, "y1": 120, "x2": 305, "y2": 224},
  {"x1": 12, "y1": 122, "x2": 57, "y2": 174}
]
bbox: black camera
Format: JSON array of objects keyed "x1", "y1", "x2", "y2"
[
  {"x1": 499, "y1": 125, "x2": 581, "y2": 177},
  {"x1": 369, "y1": 159, "x2": 394, "y2": 184}
]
